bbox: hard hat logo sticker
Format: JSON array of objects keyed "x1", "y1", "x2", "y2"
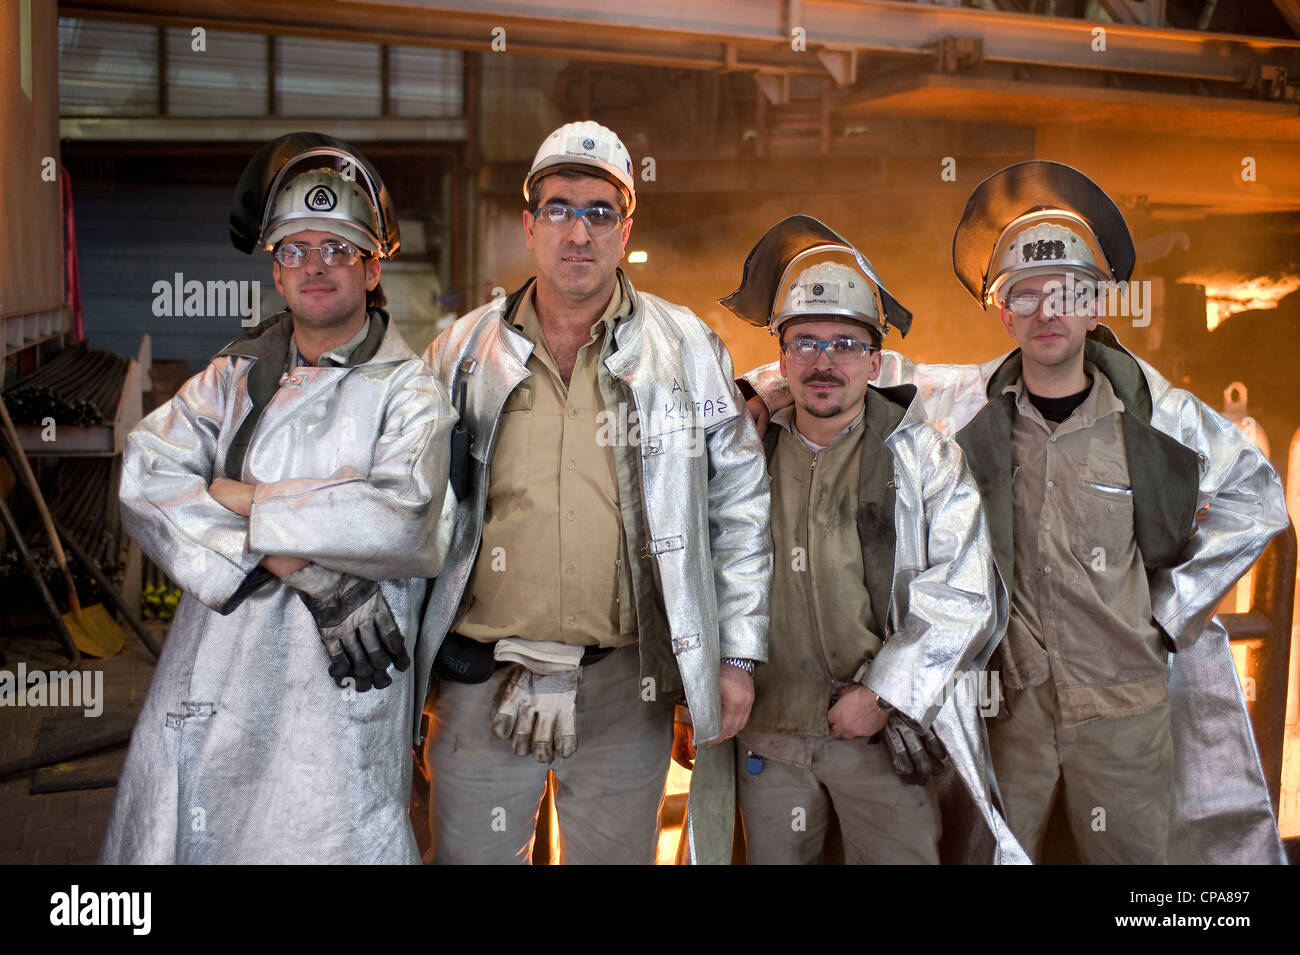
[
  {"x1": 1021, "y1": 239, "x2": 1066, "y2": 262},
  {"x1": 305, "y1": 185, "x2": 338, "y2": 212},
  {"x1": 565, "y1": 136, "x2": 609, "y2": 161},
  {"x1": 799, "y1": 283, "x2": 839, "y2": 305}
]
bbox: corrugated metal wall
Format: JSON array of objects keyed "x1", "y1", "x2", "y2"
[
  {"x1": 59, "y1": 18, "x2": 463, "y2": 118},
  {"x1": 73, "y1": 183, "x2": 275, "y2": 374}
]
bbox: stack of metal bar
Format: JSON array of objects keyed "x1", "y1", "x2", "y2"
[
  {"x1": 3, "y1": 343, "x2": 130, "y2": 426},
  {"x1": 48, "y1": 457, "x2": 123, "y2": 572},
  {"x1": 0, "y1": 457, "x2": 124, "y2": 613}
]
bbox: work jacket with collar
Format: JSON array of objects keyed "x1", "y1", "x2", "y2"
[
  {"x1": 104, "y1": 310, "x2": 456, "y2": 864},
  {"x1": 743, "y1": 325, "x2": 1290, "y2": 863},
  {"x1": 418, "y1": 271, "x2": 772, "y2": 864},
  {"x1": 762, "y1": 383, "x2": 1024, "y2": 864}
]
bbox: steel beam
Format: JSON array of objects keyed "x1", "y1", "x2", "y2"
[
  {"x1": 1035, "y1": 124, "x2": 1300, "y2": 213},
  {"x1": 60, "y1": 116, "x2": 468, "y2": 142},
  {"x1": 62, "y1": 0, "x2": 1300, "y2": 84}
]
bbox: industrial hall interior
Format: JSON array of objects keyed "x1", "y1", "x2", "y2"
[{"x1": 1, "y1": 0, "x2": 1299, "y2": 870}]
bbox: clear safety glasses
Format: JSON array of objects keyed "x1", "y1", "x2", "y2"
[
  {"x1": 274, "y1": 239, "x2": 365, "y2": 268},
  {"x1": 532, "y1": 203, "x2": 625, "y2": 235},
  {"x1": 1005, "y1": 283, "x2": 1092, "y2": 317},
  {"x1": 780, "y1": 336, "x2": 879, "y2": 366}
]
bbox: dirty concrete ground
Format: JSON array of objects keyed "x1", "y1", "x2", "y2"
[
  {"x1": 0, "y1": 624, "x2": 691, "y2": 864},
  {"x1": 1, "y1": 622, "x2": 1291, "y2": 864}
]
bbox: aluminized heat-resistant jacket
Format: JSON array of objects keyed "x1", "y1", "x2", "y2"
[
  {"x1": 417, "y1": 274, "x2": 772, "y2": 864},
  {"x1": 844, "y1": 386, "x2": 1025, "y2": 864},
  {"x1": 747, "y1": 328, "x2": 1289, "y2": 863},
  {"x1": 101, "y1": 312, "x2": 456, "y2": 864}
]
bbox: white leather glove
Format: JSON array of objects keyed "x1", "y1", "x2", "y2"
[
  {"x1": 491, "y1": 665, "x2": 581, "y2": 763},
  {"x1": 489, "y1": 638, "x2": 585, "y2": 762}
]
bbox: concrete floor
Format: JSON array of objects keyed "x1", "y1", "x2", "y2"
[
  {"x1": 0, "y1": 623, "x2": 685, "y2": 865},
  {"x1": 0, "y1": 624, "x2": 155, "y2": 864},
  {"x1": 2, "y1": 620, "x2": 1293, "y2": 865}
]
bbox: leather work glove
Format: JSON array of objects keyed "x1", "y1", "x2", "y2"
[
  {"x1": 491, "y1": 664, "x2": 581, "y2": 763},
  {"x1": 285, "y1": 564, "x2": 408, "y2": 692},
  {"x1": 881, "y1": 711, "x2": 948, "y2": 786}
]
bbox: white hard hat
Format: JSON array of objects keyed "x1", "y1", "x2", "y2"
[
  {"x1": 523, "y1": 121, "x2": 636, "y2": 216},
  {"x1": 263, "y1": 169, "x2": 382, "y2": 253},
  {"x1": 986, "y1": 210, "x2": 1110, "y2": 305},
  {"x1": 772, "y1": 259, "x2": 884, "y2": 336}
]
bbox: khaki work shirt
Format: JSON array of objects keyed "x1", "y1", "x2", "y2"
[
  {"x1": 455, "y1": 284, "x2": 635, "y2": 647},
  {"x1": 748, "y1": 406, "x2": 882, "y2": 737},
  {"x1": 1005, "y1": 365, "x2": 1167, "y2": 726}
]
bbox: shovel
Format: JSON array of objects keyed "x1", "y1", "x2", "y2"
[{"x1": 0, "y1": 393, "x2": 124, "y2": 657}]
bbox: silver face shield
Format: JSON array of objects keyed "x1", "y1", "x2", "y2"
[
  {"x1": 720, "y1": 215, "x2": 912, "y2": 338},
  {"x1": 230, "y1": 132, "x2": 400, "y2": 259},
  {"x1": 952, "y1": 160, "x2": 1134, "y2": 309}
]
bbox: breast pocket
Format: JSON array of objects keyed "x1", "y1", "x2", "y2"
[
  {"x1": 487, "y1": 383, "x2": 533, "y2": 503},
  {"x1": 1075, "y1": 478, "x2": 1135, "y2": 569}
]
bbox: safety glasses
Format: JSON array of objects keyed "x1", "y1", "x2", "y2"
[
  {"x1": 780, "y1": 336, "x2": 878, "y2": 366},
  {"x1": 532, "y1": 203, "x2": 625, "y2": 234},
  {"x1": 274, "y1": 239, "x2": 365, "y2": 268}
]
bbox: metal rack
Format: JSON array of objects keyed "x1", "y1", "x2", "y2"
[{"x1": 1, "y1": 306, "x2": 70, "y2": 371}]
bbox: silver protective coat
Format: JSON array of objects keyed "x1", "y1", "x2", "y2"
[
  {"x1": 102, "y1": 314, "x2": 456, "y2": 864},
  {"x1": 861, "y1": 386, "x2": 1026, "y2": 864},
  {"x1": 418, "y1": 274, "x2": 772, "y2": 864}
]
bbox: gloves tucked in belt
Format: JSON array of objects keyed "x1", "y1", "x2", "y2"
[
  {"x1": 284, "y1": 563, "x2": 408, "y2": 692},
  {"x1": 490, "y1": 638, "x2": 584, "y2": 763},
  {"x1": 882, "y1": 711, "x2": 948, "y2": 786}
]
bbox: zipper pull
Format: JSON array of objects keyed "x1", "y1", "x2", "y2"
[{"x1": 810, "y1": 453, "x2": 818, "y2": 470}]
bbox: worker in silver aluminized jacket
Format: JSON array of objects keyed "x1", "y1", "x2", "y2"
[
  {"x1": 416, "y1": 121, "x2": 771, "y2": 865},
  {"x1": 742, "y1": 163, "x2": 1289, "y2": 864},
  {"x1": 101, "y1": 133, "x2": 456, "y2": 864},
  {"x1": 717, "y1": 216, "x2": 1023, "y2": 864}
]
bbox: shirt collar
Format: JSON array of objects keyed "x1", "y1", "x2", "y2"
[
  {"x1": 772, "y1": 404, "x2": 866, "y2": 454},
  {"x1": 1002, "y1": 360, "x2": 1124, "y2": 431},
  {"x1": 291, "y1": 315, "x2": 371, "y2": 368},
  {"x1": 515, "y1": 279, "x2": 627, "y2": 353}
]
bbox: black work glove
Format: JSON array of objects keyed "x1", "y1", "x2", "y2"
[
  {"x1": 882, "y1": 711, "x2": 948, "y2": 786},
  {"x1": 286, "y1": 565, "x2": 409, "y2": 692}
]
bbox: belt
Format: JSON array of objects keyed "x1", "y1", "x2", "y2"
[{"x1": 434, "y1": 632, "x2": 618, "y2": 685}]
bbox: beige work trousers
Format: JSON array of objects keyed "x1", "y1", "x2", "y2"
[
  {"x1": 424, "y1": 644, "x2": 675, "y2": 864},
  {"x1": 987, "y1": 679, "x2": 1172, "y2": 864},
  {"x1": 735, "y1": 733, "x2": 941, "y2": 864}
]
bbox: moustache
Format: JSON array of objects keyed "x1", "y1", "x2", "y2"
[{"x1": 801, "y1": 372, "x2": 844, "y2": 385}]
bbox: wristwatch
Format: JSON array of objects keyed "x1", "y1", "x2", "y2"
[
  {"x1": 722, "y1": 657, "x2": 757, "y2": 675},
  {"x1": 852, "y1": 661, "x2": 891, "y2": 710}
]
